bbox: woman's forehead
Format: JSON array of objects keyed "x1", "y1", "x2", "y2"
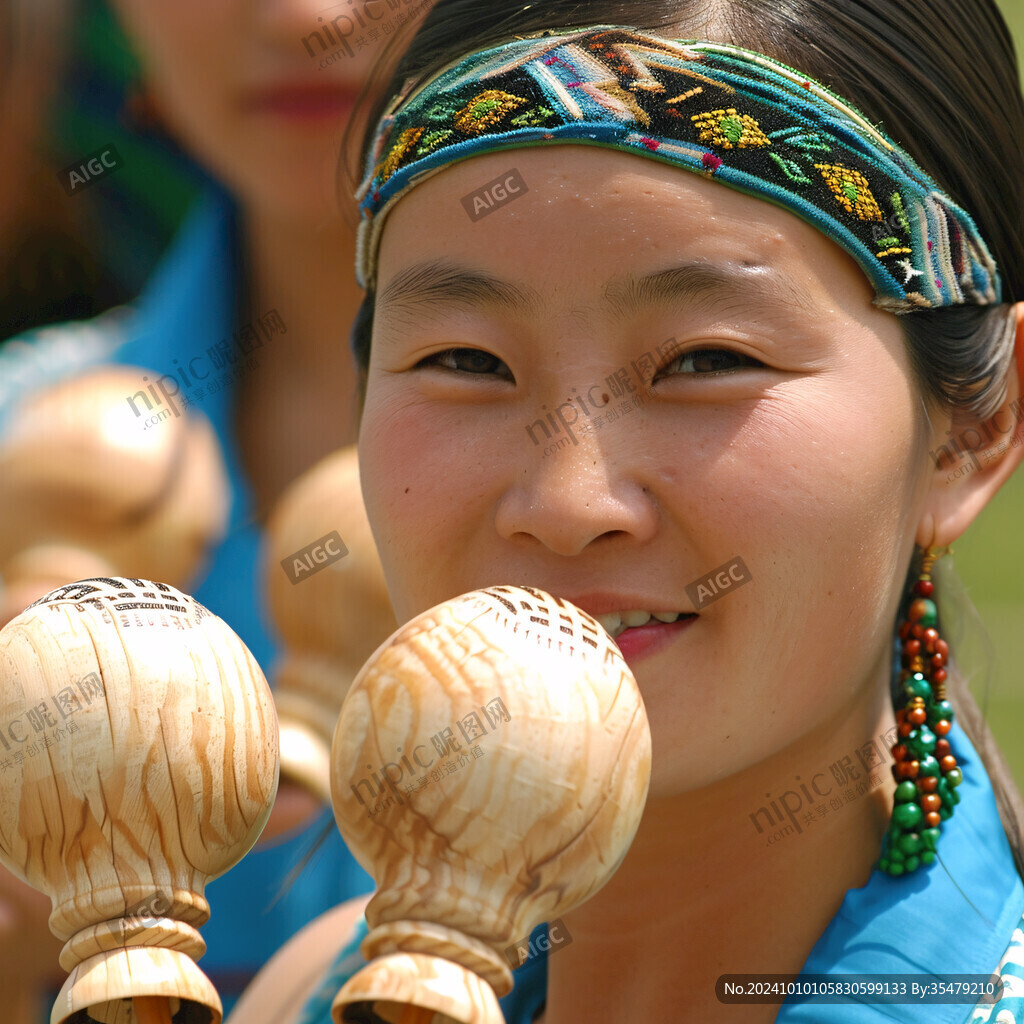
[{"x1": 377, "y1": 145, "x2": 873, "y2": 311}]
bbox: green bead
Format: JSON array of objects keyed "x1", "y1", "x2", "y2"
[
  {"x1": 904, "y1": 674, "x2": 932, "y2": 701},
  {"x1": 914, "y1": 598, "x2": 938, "y2": 627},
  {"x1": 946, "y1": 768, "x2": 963, "y2": 788},
  {"x1": 927, "y1": 699, "x2": 953, "y2": 725},
  {"x1": 949, "y1": 788, "x2": 961, "y2": 806},
  {"x1": 938, "y1": 780, "x2": 952, "y2": 804},
  {"x1": 878, "y1": 857, "x2": 889, "y2": 872},
  {"x1": 918, "y1": 755, "x2": 940, "y2": 777},
  {"x1": 939, "y1": 805, "x2": 952, "y2": 820},
  {"x1": 889, "y1": 861, "x2": 905, "y2": 876},
  {"x1": 889, "y1": 843, "x2": 906, "y2": 862},
  {"x1": 921, "y1": 850, "x2": 936, "y2": 865},
  {"x1": 894, "y1": 781, "x2": 917, "y2": 803},
  {"x1": 904, "y1": 855, "x2": 920, "y2": 872},
  {"x1": 898, "y1": 833, "x2": 922, "y2": 854},
  {"x1": 892, "y1": 802, "x2": 923, "y2": 829},
  {"x1": 920, "y1": 827, "x2": 941, "y2": 851},
  {"x1": 906, "y1": 726, "x2": 937, "y2": 758}
]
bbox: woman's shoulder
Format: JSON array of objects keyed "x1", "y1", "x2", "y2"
[{"x1": 225, "y1": 893, "x2": 372, "y2": 1024}]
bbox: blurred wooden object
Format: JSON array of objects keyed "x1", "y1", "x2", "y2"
[
  {"x1": 330, "y1": 585, "x2": 651, "y2": 1024},
  {"x1": 266, "y1": 445, "x2": 396, "y2": 803},
  {"x1": 0, "y1": 577, "x2": 279, "y2": 1024},
  {"x1": 0, "y1": 367, "x2": 230, "y2": 623}
]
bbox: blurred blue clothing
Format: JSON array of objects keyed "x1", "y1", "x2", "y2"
[{"x1": 0, "y1": 183, "x2": 373, "y2": 1015}]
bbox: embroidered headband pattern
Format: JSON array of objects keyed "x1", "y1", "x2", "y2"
[{"x1": 355, "y1": 26, "x2": 1002, "y2": 312}]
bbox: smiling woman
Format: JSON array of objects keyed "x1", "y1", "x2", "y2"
[{"x1": 231, "y1": 1, "x2": 1024, "y2": 1023}]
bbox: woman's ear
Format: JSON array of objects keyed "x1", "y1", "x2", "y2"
[{"x1": 917, "y1": 303, "x2": 1024, "y2": 548}]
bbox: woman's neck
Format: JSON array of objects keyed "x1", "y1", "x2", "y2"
[
  {"x1": 233, "y1": 203, "x2": 365, "y2": 516},
  {"x1": 539, "y1": 675, "x2": 898, "y2": 1024}
]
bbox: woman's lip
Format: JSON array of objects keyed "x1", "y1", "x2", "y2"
[
  {"x1": 613, "y1": 615, "x2": 696, "y2": 665},
  {"x1": 241, "y1": 85, "x2": 356, "y2": 120}
]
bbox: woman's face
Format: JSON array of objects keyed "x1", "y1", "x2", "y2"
[
  {"x1": 108, "y1": 0, "x2": 432, "y2": 222},
  {"x1": 359, "y1": 147, "x2": 935, "y2": 793}
]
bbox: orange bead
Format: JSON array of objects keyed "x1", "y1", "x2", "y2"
[
  {"x1": 934, "y1": 720, "x2": 951, "y2": 736},
  {"x1": 912, "y1": 624, "x2": 926, "y2": 639},
  {"x1": 908, "y1": 707, "x2": 927, "y2": 725},
  {"x1": 917, "y1": 777, "x2": 939, "y2": 793},
  {"x1": 940, "y1": 755, "x2": 957, "y2": 773},
  {"x1": 935, "y1": 739, "x2": 951, "y2": 757},
  {"x1": 891, "y1": 744, "x2": 908, "y2": 761},
  {"x1": 921, "y1": 794, "x2": 942, "y2": 813},
  {"x1": 896, "y1": 760, "x2": 920, "y2": 780},
  {"x1": 925, "y1": 811, "x2": 941, "y2": 827},
  {"x1": 898, "y1": 722, "x2": 913, "y2": 737},
  {"x1": 904, "y1": 639, "x2": 921, "y2": 657},
  {"x1": 924, "y1": 628, "x2": 939, "y2": 644}
]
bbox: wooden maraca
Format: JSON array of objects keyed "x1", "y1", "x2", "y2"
[
  {"x1": 330, "y1": 585, "x2": 651, "y2": 1024},
  {"x1": 0, "y1": 576, "x2": 279, "y2": 1024},
  {"x1": 266, "y1": 445, "x2": 397, "y2": 802},
  {"x1": 0, "y1": 367, "x2": 229, "y2": 622}
]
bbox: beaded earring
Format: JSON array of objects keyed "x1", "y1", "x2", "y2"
[{"x1": 878, "y1": 545, "x2": 964, "y2": 876}]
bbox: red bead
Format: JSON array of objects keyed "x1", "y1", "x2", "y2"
[
  {"x1": 940, "y1": 755, "x2": 957, "y2": 773},
  {"x1": 904, "y1": 639, "x2": 922, "y2": 657},
  {"x1": 925, "y1": 811, "x2": 941, "y2": 827},
  {"x1": 898, "y1": 722, "x2": 913, "y2": 738},
  {"x1": 931, "y1": 652, "x2": 945, "y2": 668},
  {"x1": 908, "y1": 707, "x2": 927, "y2": 725},
  {"x1": 891, "y1": 744, "x2": 908, "y2": 761},
  {"x1": 934, "y1": 720, "x2": 951, "y2": 736},
  {"x1": 921, "y1": 794, "x2": 942, "y2": 813},
  {"x1": 932, "y1": 668, "x2": 947, "y2": 684},
  {"x1": 924, "y1": 628, "x2": 939, "y2": 645},
  {"x1": 935, "y1": 639, "x2": 949, "y2": 659},
  {"x1": 918, "y1": 777, "x2": 939, "y2": 793},
  {"x1": 911, "y1": 624, "x2": 926, "y2": 639},
  {"x1": 915, "y1": 580, "x2": 935, "y2": 597},
  {"x1": 935, "y1": 739, "x2": 951, "y2": 757},
  {"x1": 899, "y1": 622, "x2": 912, "y2": 641},
  {"x1": 896, "y1": 760, "x2": 920, "y2": 780}
]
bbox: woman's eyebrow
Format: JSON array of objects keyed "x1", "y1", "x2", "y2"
[
  {"x1": 604, "y1": 262, "x2": 820, "y2": 319},
  {"x1": 378, "y1": 261, "x2": 543, "y2": 315}
]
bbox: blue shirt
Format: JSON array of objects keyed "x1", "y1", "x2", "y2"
[{"x1": 295, "y1": 721, "x2": 1024, "y2": 1024}]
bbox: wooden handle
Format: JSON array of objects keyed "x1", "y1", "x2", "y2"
[
  {"x1": 266, "y1": 444, "x2": 397, "y2": 802},
  {"x1": 0, "y1": 577, "x2": 279, "y2": 1024},
  {"x1": 134, "y1": 996, "x2": 174, "y2": 1024},
  {"x1": 330, "y1": 585, "x2": 651, "y2": 1024}
]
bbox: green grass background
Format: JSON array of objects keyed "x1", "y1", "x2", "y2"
[{"x1": 952, "y1": 0, "x2": 1024, "y2": 791}]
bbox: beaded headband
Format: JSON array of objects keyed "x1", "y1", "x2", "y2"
[{"x1": 355, "y1": 26, "x2": 1002, "y2": 312}]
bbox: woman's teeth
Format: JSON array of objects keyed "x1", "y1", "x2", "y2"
[{"x1": 594, "y1": 610, "x2": 684, "y2": 639}]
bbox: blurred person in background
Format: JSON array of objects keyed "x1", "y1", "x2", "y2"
[{"x1": 0, "y1": 1, "x2": 432, "y2": 1019}]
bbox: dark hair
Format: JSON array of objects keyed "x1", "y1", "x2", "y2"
[{"x1": 346, "y1": 0, "x2": 1024, "y2": 872}]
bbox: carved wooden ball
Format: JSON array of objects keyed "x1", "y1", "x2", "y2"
[
  {"x1": 0, "y1": 577, "x2": 279, "y2": 1023},
  {"x1": 331, "y1": 585, "x2": 651, "y2": 1010}
]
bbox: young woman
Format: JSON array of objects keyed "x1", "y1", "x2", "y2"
[{"x1": 230, "y1": 0, "x2": 1024, "y2": 1021}]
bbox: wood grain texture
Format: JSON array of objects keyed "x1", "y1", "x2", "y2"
[
  {"x1": 266, "y1": 445, "x2": 397, "y2": 803},
  {"x1": 0, "y1": 578, "x2": 279, "y2": 1023},
  {"x1": 0, "y1": 367, "x2": 229, "y2": 620},
  {"x1": 330, "y1": 586, "x2": 651, "y2": 1024}
]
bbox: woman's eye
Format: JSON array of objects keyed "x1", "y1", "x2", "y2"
[
  {"x1": 657, "y1": 347, "x2": 764, "y2": 378},
  {"x1": 418, "y1": 348, "x2": 513, "y2": 380}
]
